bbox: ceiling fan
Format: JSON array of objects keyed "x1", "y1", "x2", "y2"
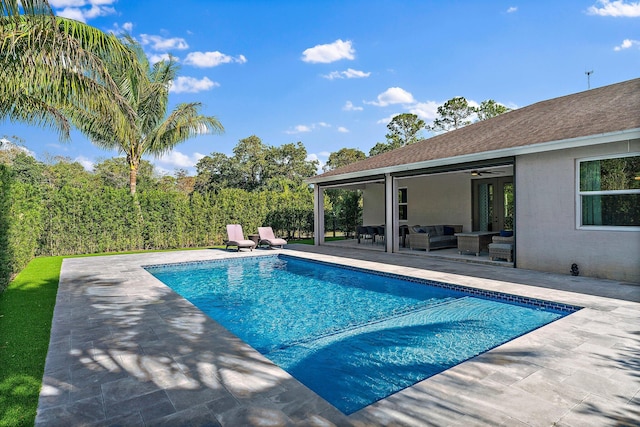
[{"x1": 468, "y1": 169, "x2": 504, "y2": 177}]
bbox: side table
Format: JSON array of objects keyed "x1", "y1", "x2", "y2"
[{"x1": 455, "y1": 231, "x2": 499, "y2": 256}]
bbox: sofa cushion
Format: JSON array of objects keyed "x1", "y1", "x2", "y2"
[
  {"x1": 434, "y1": 225, "x2": 444, "y2": 236},
  {"x1": 443, "y1": 226, "x2": 455, "y2": 235},
  {"x1": 430, "y1": 235, "x2": 455, "y2": 243},
  {"x1": 423, "y1": 226, "x2": 436, "y2": 235}
]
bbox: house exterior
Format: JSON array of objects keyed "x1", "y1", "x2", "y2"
[{"x1": 308, "y1": 78, "x2": 640, "y2": 283}]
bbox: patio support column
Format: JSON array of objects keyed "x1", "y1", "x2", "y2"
[
  {"x1": 384, "y1": 173, "x2": 394, "y2": 253},
  {"x1": 313, "y1": 184, "x2": 324, "y2": 246}
]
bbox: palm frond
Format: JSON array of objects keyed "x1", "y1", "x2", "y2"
[
  {"x1": 145, "y1": 102, "x2": 224, "y2": 157},
  {"x1": 0, "y1": 93, "x2": 70, "y2": 139}
]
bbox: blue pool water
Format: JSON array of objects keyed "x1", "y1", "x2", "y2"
[{"x1": 145, "y1": 255, "x2": 578, "y2": 414}]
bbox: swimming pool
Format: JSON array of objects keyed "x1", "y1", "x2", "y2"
[{"x1": 145, "y1": 254, "x2": 580, "y2": 414}]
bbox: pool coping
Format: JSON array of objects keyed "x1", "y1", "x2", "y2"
[{"x1": 36, "y1": 247, "x2": 640, "y2": 426}]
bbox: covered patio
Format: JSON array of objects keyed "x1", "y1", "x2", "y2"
[{"x1": 312, "y1": 161, "x2": 516, "y2": 265}]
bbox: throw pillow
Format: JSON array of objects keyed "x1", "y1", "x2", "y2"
[{"x1": 443, "y1": 226, "x2": 455, "y2": 235}]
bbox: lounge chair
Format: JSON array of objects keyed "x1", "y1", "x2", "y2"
[
  {"x1": 257, "y1": 226, "x2": 287, "y2": 249},
  {"x1": 225, "y1": 224, "x2": 256, "y2": 251}
]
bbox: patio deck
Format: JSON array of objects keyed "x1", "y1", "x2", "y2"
[{"x1": 36, "y1": 245, "x2": 639, "y2": 426}]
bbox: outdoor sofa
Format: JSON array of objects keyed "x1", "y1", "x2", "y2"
[{"x1": 407, "y1": 224, "x2": 463, "y2": 252}]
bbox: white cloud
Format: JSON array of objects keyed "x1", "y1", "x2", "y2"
[
  {"x1": 74, "y1": 155, "x2": 95, "y2": 171},
  {"x1": 302, "y1": 39, "x2": 355, "y2": 63},
  {"x1": 156, "y1": 150, "x2": 205, "y2": 169},
  {"x1": 55, "y1": 8, "x2": 86, "y2": 21},
  {"x1": 148, "y1": 53, "x2": 173, "y2": 64},
  {"x1": 184, "y1": 51, "x2": 247, "y2": 67},
  {"x1": 285, "y1": 125, "x2": 312, "y2": 134},
  {"x1": 614, "y1": 38, "x2": 640, "y2": 50},
  {"x1": 337, "y1": 127, "x2": 349, "y2": 133},
  {"x1": 366, "y1": 87, "x2": 415, "y2": 107},
  {"x1": 139, "y1": 34, "x2": 189, "y2": 51},
  {"x1": 169, "y1": 76, "x2": 219, "y2": 93},
  {"x1": 409, "y1": 101, "x2": 440, "y2": 120},
  {"x1": 121, "y1": 22, "x2": 133, "y2": 32},
  {"x1": 52, "y1": 0, "x2": 116, "y2": 22},
  {"x1": 343, "y1": 101, "x2": 363, "y2": 111},
  {"x1": 306, "y1": 153, "x2": 326, "y2": 173},
  {"x1": 376, "y1": 114, "x2": 397, "y2": 125},
  {"x1": 507, "y1": 6, "x2": 518, "y2": 13},
  {"x1": 322, "y1": 68, "x2": 371, "y2": 80},
  {"x1": 50, "y1": 0, "x2": 89, "y2": 5},
  {"x1": 587, "y1": 0, "x2": 640, "y2": 17},
  {"x1": 0, "y1": 139, "x2": 35, "y2": 157},
  {"x1": 284, "y1": 123, "x2": 332, "y2": 134}
]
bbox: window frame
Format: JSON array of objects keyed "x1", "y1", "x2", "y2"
[
  {"x1": 575, "y1": 152, "x2": 640, "y2": 231},
  {"x1": 398, "y1": 187, "x2": 408, "y2": 222}
]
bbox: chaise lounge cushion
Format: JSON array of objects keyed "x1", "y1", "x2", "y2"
[
  {"x1": 258, "y1": 226, "x2": 287, "y2": 249},
  {"x1": 225, "y1": 224, "x2": 256, "y2": 251}
]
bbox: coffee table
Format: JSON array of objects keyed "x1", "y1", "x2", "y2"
[{"x1": 455, "y1": 231, "x2": 499, "y2": 256}]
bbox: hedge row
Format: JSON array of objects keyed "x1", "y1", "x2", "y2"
[{"x1": 1, "y1": 168, "x2": 316, "y2": 291}]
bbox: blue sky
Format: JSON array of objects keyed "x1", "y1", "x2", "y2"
[{"x1": 3, "y1": 0, "x2": 639, "y2": 174}]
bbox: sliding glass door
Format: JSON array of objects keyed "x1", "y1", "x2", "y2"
[{"x1": 472, "y1": 177, "x2": 514, "y2": 232}]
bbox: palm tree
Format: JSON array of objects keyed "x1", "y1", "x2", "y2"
[
  {"x1": 69, "y1": 36, "x2": 224, "y2": 194},
  {"x1": 0, "y1": 0, "x2": 134, "y2": 141}
]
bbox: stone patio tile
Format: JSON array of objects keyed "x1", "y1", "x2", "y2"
[
  {"x1": 205, "y1": 393, "x2": 242, "y2": 419},
  {"x1": 213, "y1": 405, "x2": 294, "y2": 427},
  {"x1": 146, "y1": 404, "x2": 222, "y2": 427},
  {"x1": 89, "y1": 411, "x2": 145, "y2": 427},
  {"x1": 68, "y1": 366, "x2": 128, "y2": 404},
  {"x1": 38, "y1": 368, "x2": 72, "y2": 409},
  {"x1": 353, "y1": 385, "x2": 468, "y2": 426},
  {"x1": 103, "y1": 389, "x2": 176, "y2": 423},
  {"x1": 165, "y1": 386, "x2": 234, "y2": 412},
  {"x1": 36, "y1": 395, "x2": 105, "y2": 427},
  {"x1": 556, "y1": 393, "x2": 640, "y2": 427},
  {"x1": 100, "y1": 376, "x2": 161, "y2": 405},
  {"x1": 513, "y1": 368, "x2": 588, "y2": 407},
  {"x1": 450, "y1": 413, "x2": 531, "y2": 427},
  {"x1": 561, "y1": 368, "x2": 639, "y2": 401}
]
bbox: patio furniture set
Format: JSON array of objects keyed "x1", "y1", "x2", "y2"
[
  {"x1": 225, "y1": 224, "x2": 287, "y2": 251},
  {"x1": 404, "y1": 224, "x2": 514, "y2": 262},
  {"x1": 356, "y1": 225, "x2": 385, "y2": 244}
]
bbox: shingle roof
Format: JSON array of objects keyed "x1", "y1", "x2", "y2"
[{"x1": 316, "y1": 78, "x2": 640, "y2": 180}]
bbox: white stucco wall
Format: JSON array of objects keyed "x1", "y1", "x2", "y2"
[
  {"x1": 515, "y1": 139, "x2": 640, "y2": 283},
  {"x1": 362, "y1": 174, "x2": 472, "y2": 230},
  {"x1": 362, "y1": 183, "x2": 385, "y2": 225},
  {"x1": 400, "y1": 174, "x2": 471, "y2": 230}
]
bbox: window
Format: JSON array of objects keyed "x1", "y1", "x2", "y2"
[
  {"x1": 398, "y1": 188, "x2": 408, "y2": 221},
  {"x1": 577, "y1": 154, "x2": 640, "y2": 228}
]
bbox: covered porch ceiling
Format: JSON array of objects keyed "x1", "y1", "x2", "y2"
[{"x1": 318, "y1": 161, "x2": 514, "y2": 191}]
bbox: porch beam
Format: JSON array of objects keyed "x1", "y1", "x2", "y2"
[
  {"x1": 384, "y1": 173, "x2": 394, "y2": 253},
  {"x1": 313, "y1": 185, "x2": 324, "y2": 245}
]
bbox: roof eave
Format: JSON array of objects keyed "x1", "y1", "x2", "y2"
[{"x1": 307, "y1": 128, "x2": 640, "y2": 185}]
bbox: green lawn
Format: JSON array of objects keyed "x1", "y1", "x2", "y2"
[{"x1": 0, "y1": 256, "x2": 62, "y2": 427}]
